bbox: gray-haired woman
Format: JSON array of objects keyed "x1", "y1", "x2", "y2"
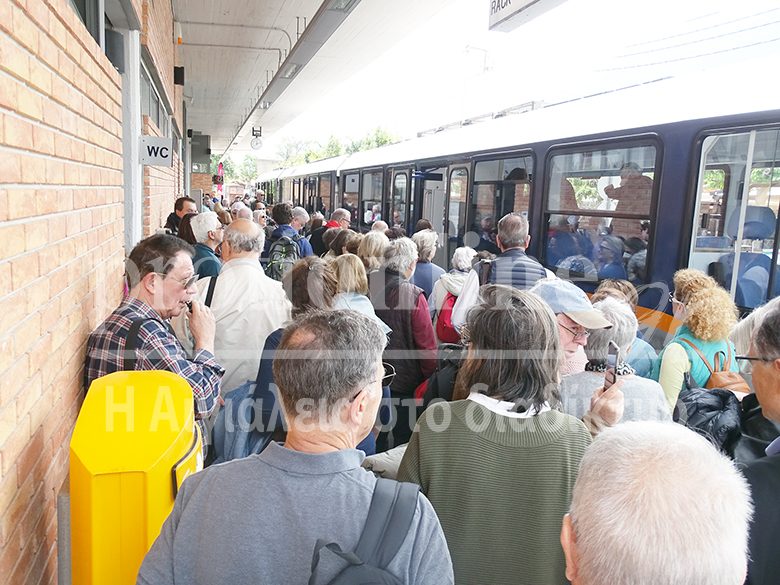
[
  {"x1": 560, "y1": 296, "x2": 670, "y2": 421},
  {"x1": 398, "y1": 284, "x2": 591, "y2": 585}
]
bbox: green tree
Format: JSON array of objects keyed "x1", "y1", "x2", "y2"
[
  {"x1": 210, "y1": 154, "x2": 236, "y2": 182},
  {"x1": 322, "y1": 136, "x2": 343, "y2": 158},
  {"x1": 277, "y1": 139, "x2": 316, "y2": 167},
  {"x1": 238, "y1": 155, "x2": 258, "y2": 184}
]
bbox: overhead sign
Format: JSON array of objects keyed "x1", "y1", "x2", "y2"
[
  {"x1": 140, "y1": 136, "x2": 173, "y2": 167},
  {"x1": 489, "y1": 0, "x2": 568, "y2": 32}
]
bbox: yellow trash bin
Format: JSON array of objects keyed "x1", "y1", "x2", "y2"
[{"x1": 70, "y1": 370, "x2": 203, "y2": 585}]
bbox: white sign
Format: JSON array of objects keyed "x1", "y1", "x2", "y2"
[
  {"x1": 489, "y1": 0, "x2": 567, "y2": 32},
  {"x1": 141, "y1": 136, "x2": 173, "y2": 167}
]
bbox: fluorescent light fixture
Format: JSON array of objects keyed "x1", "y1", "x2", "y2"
[
  {"x1": 279, "y1": 63, "x2": 302, "y2": 79},
  {"x1": 329, "y1": 0, "x2": 359, "y2": 12}
]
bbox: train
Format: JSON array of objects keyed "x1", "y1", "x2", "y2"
[{"x1": 257, "y1": 74, "x2": 780, "y2": 339}]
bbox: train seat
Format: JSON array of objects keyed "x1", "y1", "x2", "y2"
[
  {"x1": 695, "y1": 235, "x2": 732, "y2": 249},
  {"x1": 712, "y1": 206, "x2": 776, "y2": 307}
]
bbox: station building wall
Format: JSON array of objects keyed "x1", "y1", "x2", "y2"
[
  {"x1": 0, "y1": 0, "x2": 126, "y2": 582},
  {"x1": 142, "y1": 115, "x2": 183, "y2": 236},
  {"x1": 191, "y1": 172, "x2": 213, "y2": 196}
]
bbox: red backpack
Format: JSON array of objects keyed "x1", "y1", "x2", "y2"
[{"x1": 436, "y1": 292, "x2": 461, "y2": 344}]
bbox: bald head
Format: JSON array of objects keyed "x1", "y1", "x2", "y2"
[{"x1": 223, "y1": 218, "x2": 264, "y2": 260}]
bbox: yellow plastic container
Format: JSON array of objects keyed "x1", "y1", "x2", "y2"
[{"x1": 70, "y1": 370, "x2": 203, "y2": 585}]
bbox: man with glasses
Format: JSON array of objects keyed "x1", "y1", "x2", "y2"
[
  {"x1": 138, "y1": 310, "x2": 453, "y2": 585},
  {"x1": 741, "y1": 307, "x2": 780, "y2": 585},
  {"x1": 530, "y1": 278, "x2": 624, "y2": 435},
  {"x1": 84, "y1": 234, "x2": 223, "y2": 455}
]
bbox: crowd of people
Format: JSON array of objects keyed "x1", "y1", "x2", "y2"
[{"x1": 83, "y1": 195, "x2": 780, "y2": 585}]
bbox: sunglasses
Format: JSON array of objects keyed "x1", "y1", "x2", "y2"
[
  {"x1": 350, "y1": 363, "x2": 396, "y2": 401},
  {"x1": 156, "y1": 272, "x2": 199, "y2": 289}
]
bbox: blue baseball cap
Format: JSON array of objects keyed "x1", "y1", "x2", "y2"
[{"x1": 530, "y1": 278, "x2": 612, "y2": 330}]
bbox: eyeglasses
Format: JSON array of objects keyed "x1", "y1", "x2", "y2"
[
  {"x1": 350, "y1": 363, "x2": 396, "y2": 401},
  {"x1": 736, "y1": 355, "x2": 774, "y2": 374},
  {"x1": 156, "y1": 272, "x2": 199, "y2": 289},
  {"x1": 669, "y1": 292, "x2": 684, "y2": 305},
  {"x1": 559, "y1": 322, "x2": 590, "y2": 340}
]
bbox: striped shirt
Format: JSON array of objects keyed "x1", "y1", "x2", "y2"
[{"x1": 85, "y1": 297, "x2": 224, "y2": 451}]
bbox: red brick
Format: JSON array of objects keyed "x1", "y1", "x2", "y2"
[
  {"x1": 24, "y1": 219, "x2": 48, "y2": 251},
  {"x1": 0, "y1": 514, "x2": 23, "y2": 580},
  {"x1": 11, "y1": 4, "x2": 40, "y2": 54},
  {"x1": 25, "y1": 0, "x2": 50, "y2": 33},
  {"x1": 0, "y1": 223, "x2": 26, "y2": 260},
  {"x1": 17, "y1": 84, "x2": 44, "y2": 121},
  {"x1": 0, "y1": 412, "x2": 30, "y2": 487},
  {"x1": 16, "y1": 153, "x2": 46, "y2": 185},
  {"x1": 0, "y1": 32, "x2": 31, "y2": 80}
]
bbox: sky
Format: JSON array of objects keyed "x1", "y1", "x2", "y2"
[{"x1": 239, "y1": 0, "x2": 780, "y2": 162}]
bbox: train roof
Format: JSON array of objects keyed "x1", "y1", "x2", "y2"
[{"x1": 264, "y1": 73, "x2": 779, "y2": 180}]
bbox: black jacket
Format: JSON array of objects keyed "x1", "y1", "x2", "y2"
[{"x1": 744, "y1": 452, "x2": 780, "y2": 585}]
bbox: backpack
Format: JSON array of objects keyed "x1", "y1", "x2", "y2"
[
  {"x1": 308, "y1": 479, "x2": 420, "y2": 585},
  {"x1": 678, "y1": 339, "x2": 751, "y2": 395},
  {"x1": 435, "y1": 292, "x2": 460, "y2": 344},
  {"x1": 265, "y1": 233, "x2": 303, "y2": 281}
]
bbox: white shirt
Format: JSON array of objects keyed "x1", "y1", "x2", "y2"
[
  {"x1": 466, "y1": 392, "x2": 551, "y2": 418},
  {"x1": 172, "y1": 258, "x2": 292, "y2": 394}
]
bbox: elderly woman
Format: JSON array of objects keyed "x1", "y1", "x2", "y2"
[
  {"x1": 370, "y1": 237, "x2": 437, "y2": 448},
  {"x1": 333, "y1": 254, "x2": 391, "y2": 336},
  {"x1": 651, "y1": 269, "x2": 740, "y2": 408},
  {"x1": 409, "y1": 229, "x2": 446, "y2": 298},
  {"x1": 560, "y1": 297, "x2": 670, "y2": 421},
  {"x1": 357, "y1": 229, "x2": 389, "y2": 273},
  {"x1": 597, "y1": 235, "x2": 628, "y2": 280},
  {"x1": 428, "y1": 246, "x2": 477, "y2": 343},
  {"x1": 398, "y1": 285, "x2": 592, "y2": 585}
]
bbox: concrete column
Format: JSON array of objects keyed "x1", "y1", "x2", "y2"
[{"x1": 121, "y1": 29, "x2": 143, "y2": 252}]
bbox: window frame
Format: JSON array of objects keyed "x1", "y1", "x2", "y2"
[{"x1": 541, "y1": 134, "x2": 663, "y2": 277}]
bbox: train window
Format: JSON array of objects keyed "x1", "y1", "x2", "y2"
[
  {"x1": 392, "y1": 173, "x2": 408, "y2": 229},
  {"x1": 690, "y1": 129, "x2": 780, "y2": 308},
  {"x1": 545, "y1": 145, "x2": 656, "y2": 283},
  {"x1": 469, "y1": 156, "x2": 533, "y2": 255},
  {"x1": 361, "y1": 170, "x2": 383, "y2": 229}
]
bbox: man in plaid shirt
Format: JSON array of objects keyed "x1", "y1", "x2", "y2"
[{"x1": 85, "y1": 234, "x2": 224, "y2": 453}]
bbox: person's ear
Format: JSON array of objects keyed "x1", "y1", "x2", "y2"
[
  {"x1": 560, "y1": 514, "x2": 579, "y2": 583},
  {"x1": 347, "y1": 389, "x2": 369, "y2": 426},
  {"x1": 772, "y1": 357, "x2": 780, "y2": 375},
  {"x1": 525, "y1": 234, "x2": 531, "y2": 248}
]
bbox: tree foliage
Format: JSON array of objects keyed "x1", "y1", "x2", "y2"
[
  {"x1": 238, "y1": 155, "x2": 258, "y2": 184},
  {"x1": 210, "y1": 154, "x2": 236, "y2": 182},
  {"x1": 276, "y1": 128, "x2": 398, "y2": 168}
]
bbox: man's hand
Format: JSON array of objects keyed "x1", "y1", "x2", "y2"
[
  {"x1": 188, "y1": 300, "x2": 216, "y2": 355},
  {"x1": 590, "y1": 379, "x2": 625, "y2": 427}
]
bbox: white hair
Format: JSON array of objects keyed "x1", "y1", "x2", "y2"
[
  {"x1": 411, "y1": 229, "x2": 438, "y2": 262},
  {"x1": 451, "y1": 246, "x2": 477, "y2": 272},
  {"x1": 384, "y1": 237, "x2": 418, "y2": 275},
  {"x1": 570, "y1": 421, "x2": 752, "y2": 585},
  {"x1": 190, "y1": 211, "x2": 220, "y2": 244},
  {"x1": 586, "y1": 297, "x2": 637, "y2": 360},
  {"x1": 730, "y1": 295, "x2": 780, "y2": 356},
  {"x1": 292, "y1": 206, "x2": 310, "y2": 224},
  {"x1": 331, "y1": 208, "x2": 351, "y2": 222},
  {"x1": 372, "y1": 220, "x2": 388, "y2": 232}
]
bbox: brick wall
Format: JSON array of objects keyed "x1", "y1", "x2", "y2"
[
  {"x1": 0, "y1": 0, "x2": 125, "y2": 582},
  {"x1": 141, "y1": 0, "x2": 173, "y2": 109},
  {"x1": 143, "y1": 116, "x2": 182, "y2": 236},
  {"x1": 191, "y1": 172, "x2": 212, "y2": 195}
]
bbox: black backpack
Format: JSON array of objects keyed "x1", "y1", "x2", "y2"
[
  {"x1": 265, "y1": 234, "x2": 303, "y2": 281},
  {"x1": 308, "y1": 479, "x2": 420, "y2": 585}
]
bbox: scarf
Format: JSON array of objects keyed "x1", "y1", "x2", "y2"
[{"x1": 585, "y1": 359, "x2": 636, "y2": 376}]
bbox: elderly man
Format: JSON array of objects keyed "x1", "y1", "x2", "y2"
[
  {"x1": 263, "y1": 201, "x2": 314, "y2": 259},
  {"x1": 370, "y1": 237, "x2": 437, "y2": 449},
  {"x1": 561, "y1": 421, "x2": 752, "y2": 585},
  {"x1": 137, "y1": 310, "x2": 453, "y2": 584},
  {"x1": 452, "y1": 212, "x2": 547, "y2": 329},
  {"x1": 85, "y1": 234, "x2": 223, "y2": 454},
  {"x1": 190, "y1": 211, "x2": 223, "y2": 279},
  {"x1": 172, "y1": 219, "x2": 291, "y2": 394},
  {"x1": 742, "y1": 307, "x2": 780, "y2": 585},
  {"x1": 310, "y1": 208, "x2": 351, "y2": 256},
  {"x1": 164, "y1": 196, "x2": 198, "y2": 236}
]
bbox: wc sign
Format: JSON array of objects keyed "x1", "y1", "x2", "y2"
[{"x1": 141, "y1": 136, "x2": 173, "y2": 167}]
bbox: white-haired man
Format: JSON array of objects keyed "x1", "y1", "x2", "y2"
[
  {"x1": 310, "y1": 208, "x2": 351, "y2": 256},
  {"x1": 190, "y1": 211, "x2": 223, "y2": 279},
  {"x1": 139, "y1": 310, "x2": 453, "y2": 584},
  {"x1": 741, "y1": 306, "x2": 780, "y2": 585},
  {"x1": 561, "y1": 421, "x2": 752, "y2": 585},
  {"x1": 173, "y1": 219, "x2": 291, "y2": 394}
]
